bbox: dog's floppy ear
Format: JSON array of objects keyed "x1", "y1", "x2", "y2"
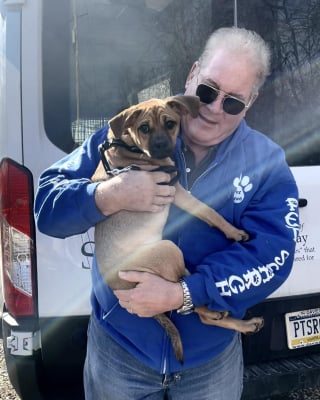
[
  {"x1": 109, "y1": 109, "x2": 142, "y2": 138},
  {"x1": 166, "y1": 95, "x2": 200, "y2": 118}
]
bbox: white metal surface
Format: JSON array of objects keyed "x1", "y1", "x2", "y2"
[
  {"x1": 270, "y1": 166, "x2": 320, "y2": 298},
  {"x1": 1, "y1": 1, "x2": 93, "y2": 317}
]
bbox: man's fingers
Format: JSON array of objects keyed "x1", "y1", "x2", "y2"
[
  {"x1": 114, "y1": 271, "x2": 148, "y2": 306},
  {"x1": 150, "y1": 204, "x2": 166, "y2": 213},
  {"x1": 153, "y1": 193, "x2": 175, "y2": 205},
  {"x1": 118, "y1": 270, "x2": 146, "y2": 283},
  {"x1": 152, "y1": 171, "x2": 172, "y2": 184},
  {"x1": 156, "y1": 184, "x2": 176, "y2": 197}
]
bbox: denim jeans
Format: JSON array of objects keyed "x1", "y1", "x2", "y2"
[{"x1": 84, "y1": 315, "x2": 243, "y2": 400}]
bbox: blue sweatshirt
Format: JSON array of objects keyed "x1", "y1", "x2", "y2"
[{"x1": 34, "y1": 119, "x2": 299, "y2": 374}]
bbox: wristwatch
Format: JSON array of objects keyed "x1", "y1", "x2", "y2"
[{"x1": 177, "y1": 278, "x2": 194, "y2": 315}]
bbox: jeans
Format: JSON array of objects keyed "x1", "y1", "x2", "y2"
[{"x1": 84, "y1": 315, "x2": 243, "y2": 400}]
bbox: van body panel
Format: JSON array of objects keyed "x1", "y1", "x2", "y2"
[
  {"x1": 0, "y1": 0, "x2": 93, "y2": 318},
  {"x1": 270, "y1": 166, "x2": 320, "y2": 298},
  {"x1": 36, "y1": 232, "x2": 93, "y2": 317},
  {"x1": 0, "y1": 7, "x2": 22, "y2": 163}
]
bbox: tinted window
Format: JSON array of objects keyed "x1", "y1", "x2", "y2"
[
  {"x1": 237, "y1": 0, "x2": 320, "y2": 166},
  {"x1": 42, "y1": 0, "x2": 320, "y2": 166}
]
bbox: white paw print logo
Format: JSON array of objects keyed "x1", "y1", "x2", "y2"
[{"x1": 233, "y1": 175, "x2": 253, "y2": 204}]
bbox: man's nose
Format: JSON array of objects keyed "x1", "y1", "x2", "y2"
[{"x1": 205, "y1": 94, "x2": 224, "y2": 113}]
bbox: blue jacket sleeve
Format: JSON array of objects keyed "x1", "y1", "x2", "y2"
[
  {"x1": 183, "y1": 145, "x2": 299, "y2": 317},
  {"x1": 34, "y1": 126, "x2": 108, "y2": 238}
]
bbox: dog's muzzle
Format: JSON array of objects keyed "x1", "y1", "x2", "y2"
[{"x1": 149, "y1": 137, "x2": 174, "y2": 159}]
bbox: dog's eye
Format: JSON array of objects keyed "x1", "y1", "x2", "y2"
[
  {"x1": 165, "y1": 120, "x2": 177, "y2": 130},
  {"x1": 139, "y1": 124, "x2": 150, "y2": 134}
]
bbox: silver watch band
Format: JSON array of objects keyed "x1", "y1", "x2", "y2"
[{"x1": 177, "y1": 278, "x2": 194, "y2": 315}]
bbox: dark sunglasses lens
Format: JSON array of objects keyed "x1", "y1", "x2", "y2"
[
  {"x1": 223, "y1": 98, "x2": 245, "y2": 115},
  {"x1": 196, "y1": 84, "x2": 245, "y2": 115},
  {"x1": 196, "y1": 84, "x2": 218, "y2": 104}
]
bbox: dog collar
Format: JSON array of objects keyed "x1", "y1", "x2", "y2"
[
  {"x1": 154, "y1": 165, "x2": 180, "y2": 186},
  {"x1": 100, "y1": 138, "x2": 143, "y2": 154},
  {"x1": 98, "y1": 139, "x2": 143, "y2": 174},
  {"x1": 98, "y1": 139, "x2": 179, "y2": 185}
]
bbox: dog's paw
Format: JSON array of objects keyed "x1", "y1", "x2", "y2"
[
  {"x1": 243, "y1": 317, "x2": 264, "y2": 334},
  {"x1": 226, "y1": 227, "x2": 250, "y2": 242}
]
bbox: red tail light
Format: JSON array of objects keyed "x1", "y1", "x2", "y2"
[{"x1": 0, "y1": 158, "x2": 37, "y2": 317}]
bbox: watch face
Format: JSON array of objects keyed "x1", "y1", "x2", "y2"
[
  {"x1": 177, "y1": 306, "x2": 194, "y2": 315},
  {"x1": 181, "y1": 309, "x2": 194, "y2": 315}
]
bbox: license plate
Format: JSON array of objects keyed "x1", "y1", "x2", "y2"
[{"x1": 285, "y1": 308, "x2": 320, "y2": 349}]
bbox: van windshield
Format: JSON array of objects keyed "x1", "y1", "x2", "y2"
[{"x1": 42, "y1": 0, "x2": 320, "y2": 166}]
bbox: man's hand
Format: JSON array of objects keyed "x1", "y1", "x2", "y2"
[
  {"x1": 95, "y1": 169, "x2": 176, "y2": 216},
  {"x1": 114, "y1": 271, "x2": 183, "y2": 317}
]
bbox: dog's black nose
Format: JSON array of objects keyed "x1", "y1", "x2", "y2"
[
  {"x1": 150, "y1": 138, "x2": 173, "y2": 159},
  {"x1": 154, "y1": 137, "x2": 169, "y2": 149}
]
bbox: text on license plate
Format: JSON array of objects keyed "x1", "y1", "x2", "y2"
[{"x1": 285, "y1": 308, "x2": 320, "y2": 349}]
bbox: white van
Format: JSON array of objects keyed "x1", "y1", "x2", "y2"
[{"x1": 1, "y1": 1, "x2": 320, "y2": 399}]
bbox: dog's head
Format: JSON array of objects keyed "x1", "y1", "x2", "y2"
[{"x1": 108, "y1": 96, "x2": 199, "y2": 159}]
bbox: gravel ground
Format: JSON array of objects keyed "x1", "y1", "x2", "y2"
[
  {"x1": 264, "y1": 388, "x2": 320, "y2": 400},
  {"x1": 1, "y1": 336, "x2": 320, "y2": 400},
  {"x1": 0, "y1": 339, "x2": 20, "y2": 400}
]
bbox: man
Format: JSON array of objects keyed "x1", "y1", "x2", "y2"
[{"x1": 35, "y1": 27, "x2": 299, "y2": 399}]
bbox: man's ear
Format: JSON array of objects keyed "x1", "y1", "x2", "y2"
[
  {"x1": 248, "y1": 92, "x2": 259, "y2": 109},
  {"x1": 185, "y1": 61, "x2": 199, "y2": 90},
  {"x1": 166, "y1": 95, "x2": 200, "y2": 118}
]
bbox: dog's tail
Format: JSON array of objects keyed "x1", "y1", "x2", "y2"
[{"x1": 154, "y1": 314, "x2": 183, "y2": 364}]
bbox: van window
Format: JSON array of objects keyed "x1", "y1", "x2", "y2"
[{"x1": 42, "y1": 0, "x2": 320, "y2": 166}]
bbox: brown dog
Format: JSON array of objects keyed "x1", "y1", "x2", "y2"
[{"x1": 92, "y1": 96, "x2": 263, "y2": 363}]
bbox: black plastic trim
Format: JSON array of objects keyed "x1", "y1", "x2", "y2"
[
  {"x1": 242, "y1": 353, "x2": 320, "y2": 399},
  {"x1": 2, "y1": 312, "x2": 88, "y2": 400}
]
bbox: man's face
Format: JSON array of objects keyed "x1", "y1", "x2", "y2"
[{"x1": 183, "y1": 48, "x2": 258, "y2": 148}]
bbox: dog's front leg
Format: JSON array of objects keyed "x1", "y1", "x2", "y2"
[{"x1": 173, "y1": 184, "x2": 249, "y2": 242}]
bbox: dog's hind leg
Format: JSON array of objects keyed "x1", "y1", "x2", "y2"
[
  {"x1": 123, "y1": 240, "x2": 186, "y2": 363},
  {"x1": 102, "y1": 239, "x2": 187, "y2": 363},
  {"x1": 195, "y1": 307, "x2": 264, "y2": 334}
]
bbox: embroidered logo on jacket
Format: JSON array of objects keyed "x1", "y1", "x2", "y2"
[{"x1": 233, "y1": 175, "x2": 253, "y2": 203}]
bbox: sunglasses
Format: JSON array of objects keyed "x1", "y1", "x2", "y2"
[{"x1": 196, "y1": 83, "x2": 250, "y2": 115}]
